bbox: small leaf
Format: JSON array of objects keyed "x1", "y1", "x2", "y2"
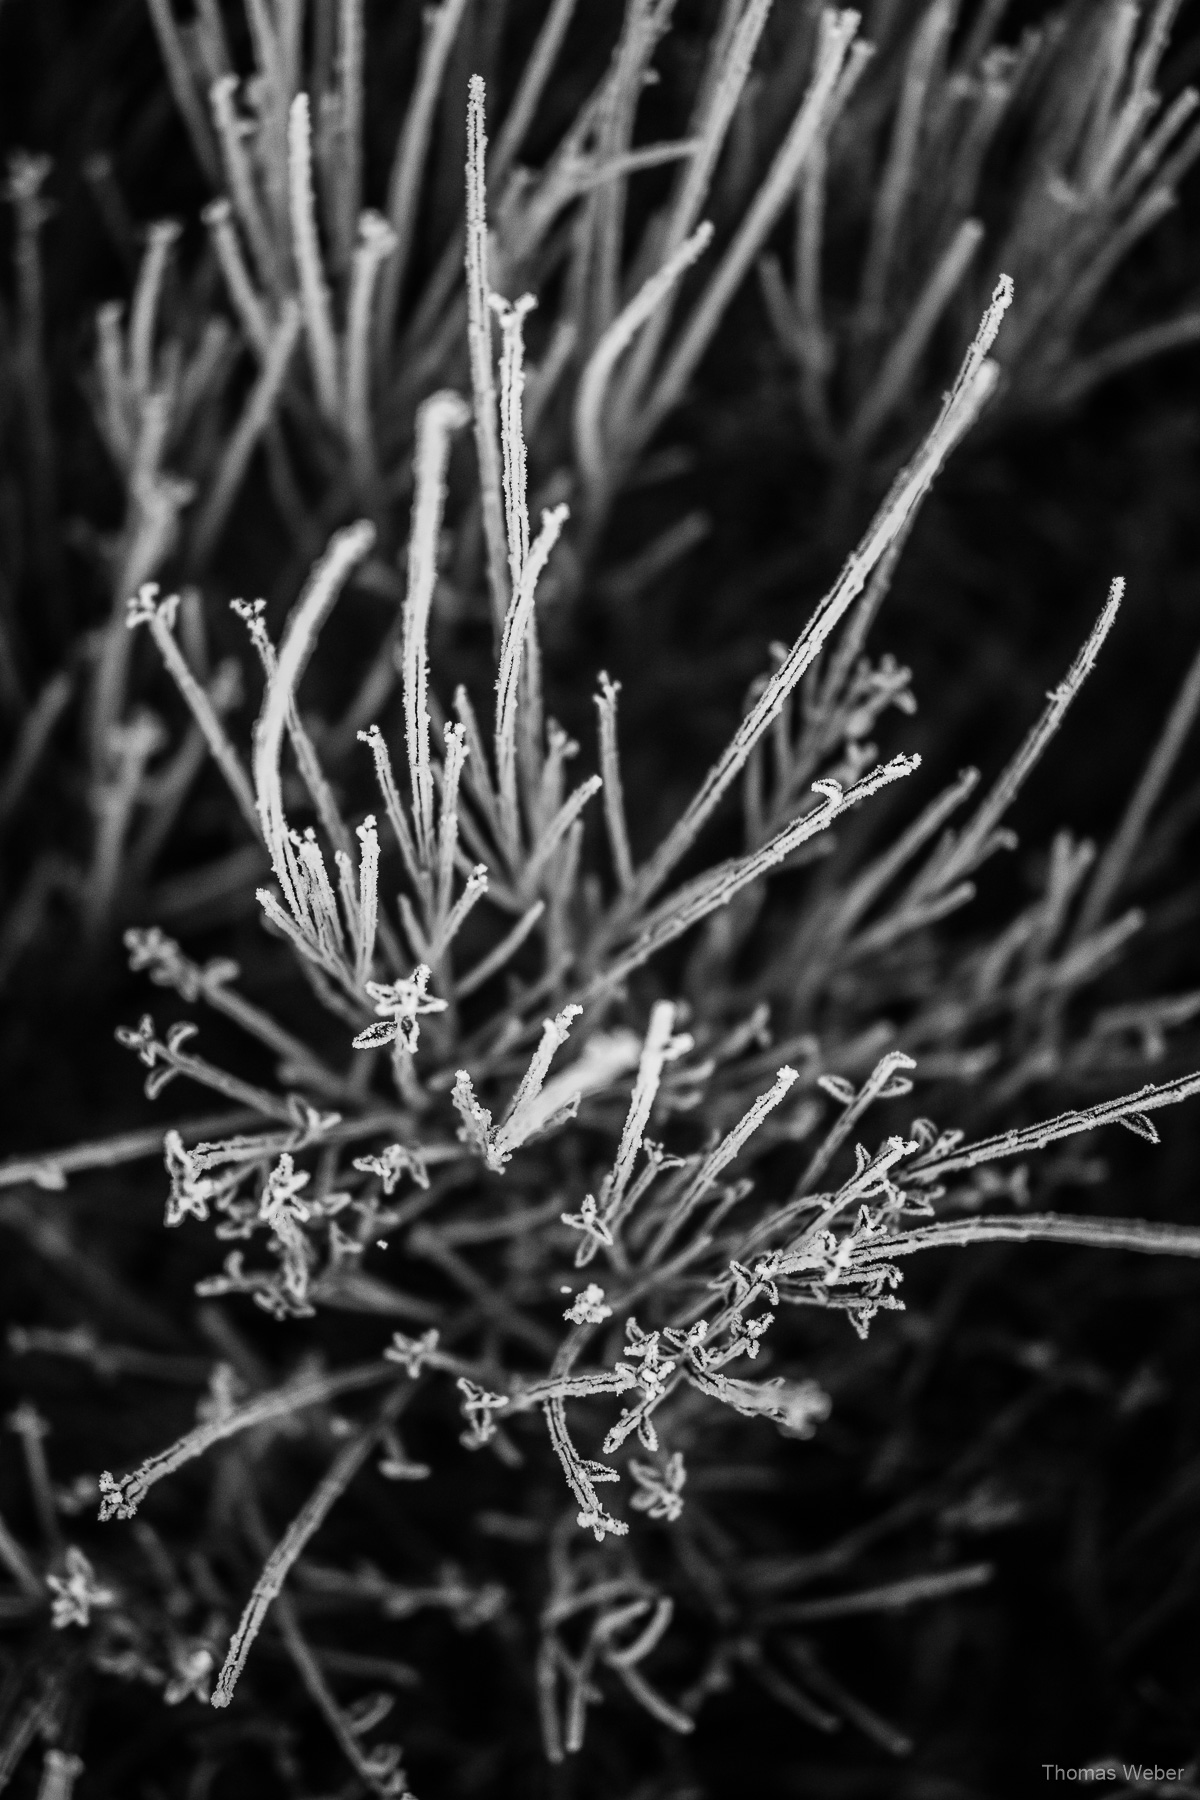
[
  {"x1": 818, "y1": 1074, "x2": 856, "y2": 1105},
  {"x1": 352, "y1": 1019, "x2": 399, "y2": 1049}
]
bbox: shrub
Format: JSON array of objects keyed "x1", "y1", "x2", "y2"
[{"x1": 3, "y1": 3, "x2": 1200, "y2": 1796}]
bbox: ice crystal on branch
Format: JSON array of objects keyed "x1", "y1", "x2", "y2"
[{"x1": 352, "y1": 966, "x2": 447, "y2": 1055}]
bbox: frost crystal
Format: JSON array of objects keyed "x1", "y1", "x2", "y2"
[
  {"x1": 562, "y1": 1283, "x2": 613, "y2": 1325},
  {"x1": 47, "y1": 1547, "x2": 116, "y2": 1629},
  {"x1": 353, "y1": 965, "x2": 447, "y2": 1053}
]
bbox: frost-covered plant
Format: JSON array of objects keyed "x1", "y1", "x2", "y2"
[
  {"x1": 3, "y1": 0, "x2": 1197, "y2": 968},
  {"x1": 3, "y1": 4, "x2": 1200, "y2": 1795},
  {"x1": 4, "y1": 229, "x2": 1197, "y2": 1787}
]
